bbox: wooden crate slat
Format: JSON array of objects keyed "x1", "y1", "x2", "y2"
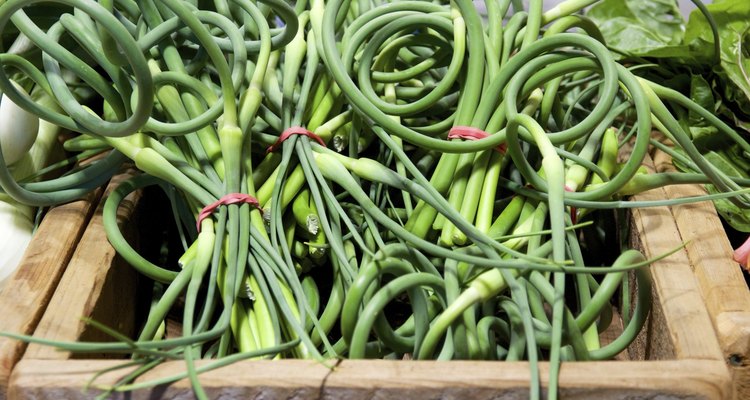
[
  {"x1": 24, "y1": 170, "x2": 141, "y2": 360},
  {"x1": 9, "y1": 359, "x2": 331, "y2": 400},
  {"x1": 653, "y1": 151, "x2": 750, "y2": 316},
  {"x1": 7, "y1": 358, "x2": 729, "y2": 400},
  {"x1": 625, "y1": 155, "x2": 726, "y2": 361},
  {"x1": 325, "y1": 359, "x2": 728, "y2": 399},
  {"x1": 654, "y1": 150, "x2": 750, "y2": 399},
  {"x1": 0, "y1": 189, "x2": 102, "y2": 398},
  {"x1": 630, "y1": 183, "x2": 726, "y2": 361}
]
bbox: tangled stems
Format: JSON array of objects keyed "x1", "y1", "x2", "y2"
[
  {"x1": 0, "y1": 0, "x2": 154, "y2": 136},
  {"x1": 1, "y1": 1, "x2": 749, "y2": 399}
]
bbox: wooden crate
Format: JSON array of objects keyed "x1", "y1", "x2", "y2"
[
  {"x1": 19, "y1": 168, "x2": 143, "y2": 362},
  {"x1": 5, "y1": 169, "x2": 733, "y2": 399},
  {"x1": 0, "y1": 188, "x2": 102, "y2": 400},
  {"x1": 652, "y1": 150, "x2": 750, "y2": 400}
]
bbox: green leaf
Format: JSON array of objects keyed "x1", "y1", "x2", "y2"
[
  {"x1": 684, "y1": 74, "x2": 720, "y2": 144},
  {"x1": 688, "y1": 125, "x2": 721, "y2": 146},
  {"x1": 719, "y1": 106, "x2": 750, "y2": 134},
  {"x1": 689, "y1": 74, "x2": 716, "y2": 122},
  {"x1": 683, "y1": 0, "x2": 750, "y2": 113},
  {"x1": 586, "y1": 0, "x2": 684, "y2": 56},
  {"x1": 715, "y1": 71, "x2": 750, "y2": 115},
  {"x1": 703, "y1": 149, "x2": 750, "y2": 232}
]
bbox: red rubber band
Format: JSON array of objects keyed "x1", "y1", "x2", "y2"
[
  {"x1": 196, "y1": 193, "x2": 262, "y2": 232},
  {"x1": 266, "y1": 126, "x2": 326, "y2": 154},
  {"x1": 447, "y1": 126, "x2": 507, "y2": 154}
]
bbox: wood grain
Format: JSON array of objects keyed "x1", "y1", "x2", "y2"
[
  {"x1": 326, "y1": 359, "x2": 728, "y2": 399},
  {"x1": 629, "y1": 157, "x2": 726, "y2": 362},
  {"x1": 24, "y1": 169, "x2": 141, "y2": 360},
  {"x1": 7, "y1": 359, "x2": 729, "y2": 400},
  {"x1": 9, "y1": 359, "x2": 332, "y2": 400},
  {"x1": 0, "y1": 189, "x2": 101, "y2": 399},
  {"x1": 653, "y1": 150, "x2": 750, "y2": 399}
]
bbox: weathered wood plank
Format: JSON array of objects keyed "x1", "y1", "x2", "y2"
[
  {"x1": 9, "y1": 359, "x2": 332, "y2": 400},
  {"x1": 24, "y1": 170, "x2": 141, "y2": 360},
  {"x1": 7, "y1": 359, "x2": 729, "y2": 400},
  {"x1": 629, "y1": 157, "x2": 726, "y2": 361},
  {"x1": 325, "y1": 359, "x2": 729, "y2": 399},
  {"x1": 0, "y1": 189, "x2": 101, "y2": 399},
  {"x1": 654, "y1": 150, "x2": 750, "y2": 399}
]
